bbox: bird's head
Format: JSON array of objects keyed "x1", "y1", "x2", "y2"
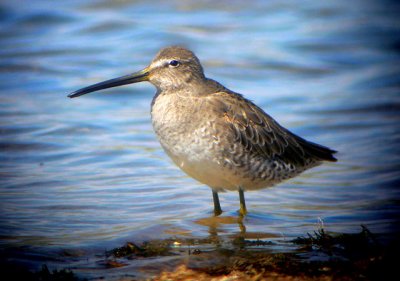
[{"x1": 68, "y1": 46, "x2": 205, "y2": 98}]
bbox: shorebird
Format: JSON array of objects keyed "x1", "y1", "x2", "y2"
[{"x1": 69, "y1": 46, "x2": 337, "y2": 216}]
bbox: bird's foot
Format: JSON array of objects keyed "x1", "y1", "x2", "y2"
[{"x1": 213, "y1": 207, "x2": 222, "y2": 216}]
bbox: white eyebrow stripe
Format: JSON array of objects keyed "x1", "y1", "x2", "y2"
[
  {"x1": 150, "y1": 59, "x2": 169, "y2": 68},
  {"x1": 150, "y1": 58, "x2": 191, "y2": 69}
]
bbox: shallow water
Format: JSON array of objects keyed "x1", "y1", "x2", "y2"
[{"x1": 1, "y1": 0, "x2": 400, "y2": 278}]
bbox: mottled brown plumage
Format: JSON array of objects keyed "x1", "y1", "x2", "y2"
[{"x1": 69, "y1": 46, "x2": 337, "y2": 216}]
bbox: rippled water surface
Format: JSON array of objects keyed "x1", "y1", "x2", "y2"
[{"x1": 1, "y1": 0, "x2": 400, "y2": 278}]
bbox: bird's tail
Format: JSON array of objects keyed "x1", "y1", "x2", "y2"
[{"x1": 299, "y1": 138, "x2": 337, "y2": 162}]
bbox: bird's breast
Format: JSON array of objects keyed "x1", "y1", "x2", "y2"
[
  {"x1": 151, "y1": 93, "x2": 215, "y2": 161},
  {"x1": 150, "y1": 93, "x2": 235, "y2": 188}
]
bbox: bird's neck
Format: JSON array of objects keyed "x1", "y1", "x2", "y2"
[{"x1": 161, "y1": 78, "x2": 227, "y2": 96}]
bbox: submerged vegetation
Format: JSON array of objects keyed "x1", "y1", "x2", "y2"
[
  {"x1": 103, "y1": 225, "x2": 397, "y2": 280},
  {"x1": 0, "y1": 264, "x2": 82, "y2": 281},
  {"x1": 110, "y1": 240, "x2": 172, "y2": 258},
  {"x1": 1, "y1": 226, "x2": 397, "y2": 280}
]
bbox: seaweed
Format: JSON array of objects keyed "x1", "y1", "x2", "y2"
[
  {"x1": 108, "y1": 240, "x2": 172, "y2": 258},
  {"x1": 2, "y1": 226, "x2": 397, "y2": 281},
  {"x1": 0, "y1": 263, "x2": 84, "y2": 281}
]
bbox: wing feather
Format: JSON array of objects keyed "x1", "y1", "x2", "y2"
[{"x1": 212, "y1": 92, "x2": 337, "y2": 165}]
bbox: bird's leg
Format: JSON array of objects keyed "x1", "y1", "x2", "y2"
[
  {"x1": 237, "y1": 213, "x2": 247, "y2": 234},
  {"x1": 212, "y1": 190, "x2": 222, "y2": 216},
  {"x1": 238, "y1": 187, "x2": 247, "y2": 216}
]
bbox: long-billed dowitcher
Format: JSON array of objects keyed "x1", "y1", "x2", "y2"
[{"x1": 69, "y1": 46, "x2": 337, "y2": 216}]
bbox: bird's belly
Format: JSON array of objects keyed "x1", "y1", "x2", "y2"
[
  {"x1": 169, "y1": 152, "x2": 236, "y2": 190},
  {"x1": 153, "y1": 123, "x2": 288, "y2": 191},
  {"x1": 164, "y1": 143, "x2": 292, "y2": 191}
]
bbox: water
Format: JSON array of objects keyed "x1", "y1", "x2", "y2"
[{"x1": 1, "y1": 0, "x2": 399, "y2": 278}]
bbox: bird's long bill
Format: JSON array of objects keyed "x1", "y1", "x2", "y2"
[{"x1": 68, "y1": 68, "x2": 149, "y2": 98}]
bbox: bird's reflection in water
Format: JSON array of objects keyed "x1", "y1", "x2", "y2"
[{"x1": 195, "y1": 214, "x2": 280, "y2": 245}]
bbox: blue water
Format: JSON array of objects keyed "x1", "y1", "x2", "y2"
[{"x1": 1, "y1": 0, "x2": 399, "y2": 278}]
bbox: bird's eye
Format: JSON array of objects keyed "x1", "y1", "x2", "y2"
[{"x1": 169, "y1": 60, "x2": 180, "y2": 67}]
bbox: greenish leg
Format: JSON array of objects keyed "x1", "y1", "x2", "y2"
[
  {"x1": 212, "y1": 190, "x2": 222, "y2": 216},
  {"x1": 239, "y1": 188, "x2": 247, "y2": 216},
  {"x1": 237, "y1": 214, "x2": 247, "y2": 234}
]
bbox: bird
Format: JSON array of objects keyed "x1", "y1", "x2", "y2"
[{"x1": 68, "y1": 46, "x2": 337, "y2": 216}]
